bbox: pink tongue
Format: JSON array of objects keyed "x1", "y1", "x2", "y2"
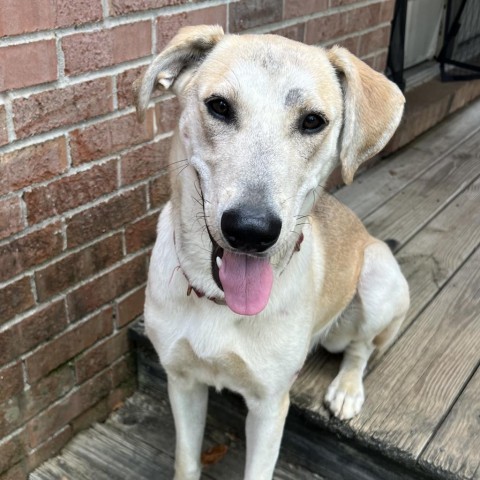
[{"x1": 219, "y1": 251, "x2": 273, "y2": 316}]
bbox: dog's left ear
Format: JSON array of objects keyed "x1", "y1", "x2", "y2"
[
  {"x1": 327, "y1": 46, "x2": 405, "y2": 185},
  {"x1": 134, "y1": 24, "x2": 224, "y2": 121}
]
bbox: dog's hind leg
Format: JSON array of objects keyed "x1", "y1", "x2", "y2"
[
  {"x1": 168, "y1": 377, "x2": 208, "y2": 480},
  {"x1": 324, "y1": 240, "x2": 409, "y2": 420}
]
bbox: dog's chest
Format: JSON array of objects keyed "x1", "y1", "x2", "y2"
[{"x1": 167, "y1": 336, "x2": 265, "y2": 397}]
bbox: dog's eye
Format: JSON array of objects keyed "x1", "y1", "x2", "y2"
[
  {"x1": 301, "y1": 113, "x2": 327, "y2": 133},
  {"x1": 206, "y1": 97, "x2": 232, "y2": 121}
]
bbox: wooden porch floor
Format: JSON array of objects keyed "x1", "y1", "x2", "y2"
[{"x1": 31, "y1": 99, "x2": 480, "y2": 479}]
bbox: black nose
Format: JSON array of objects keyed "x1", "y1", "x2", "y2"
[{"x1": 221, "y1": 206, "x2": 282, "y2": 253}]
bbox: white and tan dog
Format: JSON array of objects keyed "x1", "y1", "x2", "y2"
[{"x1": 135, "y1": 25, "x2": 410, "y2": 480}]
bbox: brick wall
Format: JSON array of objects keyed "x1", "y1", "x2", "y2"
[{"x1": 0, "y1": 0, "x2": 394, "y2": 477}]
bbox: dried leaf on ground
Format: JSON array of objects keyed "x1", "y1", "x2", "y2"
[{"x1": 201, "y1": 444, "x2": 229, "y2": 466}]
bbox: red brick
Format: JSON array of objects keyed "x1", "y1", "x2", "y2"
[
  {"x1": 0, "y1": 137, "x2": 68, "y2": 195},
  {"x1": 0, "y1": 462, "x2": 27, "y2": 480},
  {"x1": 0, "y1": 300, "x2": 68, "y2": 368},
  {"x1": 63, "y1": 21, "x2": 152, "y2": 76},
  {"x1": 149, "y1": 174, "x2": 170, "y2": 207},
  {"x1": 67, "y1": 255, "x2": 147, "y2": 320},
  {"x1": 27, "y1": 425, "x2": 73, "y2": 472},
  {"x1": 117, "y1": 65, "x2": 147, "y2": 109},
  {"x1": 21, "y1": 300, "x2": 68, "y2": 352},
  {"x1": 0, "y1": 196, "x2": 25, "y2": 241},
  {"x1": 117, "y1": 285, "x2": 145, "y2": 327},
  {"x1": 334, "y1": 35, "x2": 361, "y2": 56},
  {"x1": 117, "y1": 65, "x2": 165, "y2": 109},
  {"x1": 66, "y1": 186, "x2": 147, "y2": 247},
  {"x1": 35, "y1": 234, "x2": 123, "y2": 301},
  {"x1": 25, "y1": 307, "x2": 113, "y2": 383},
  {"x1": 283, "y1": 0, "x2": 328, "y2": 19},
  {"x1": 0, "y1": 105, "x2": 8, "y2": 146},
  {"x1": 110, "y1": 0, "x2": 195, "y2": 16},
  {"x1": 13, "y1": 78, "x2": 113, "y2": 139},
  {"x1": 0, "y1": 326, "x2": 17, "y2": 368},
  {"x1": 346, "y1": 4, "x2": 382, "y2": 32},
  {"x1": 0, "y1": 222, "x2": 63, "y2": 283},
  {"x1": 75, "y1": 329, "x2": 130, "y2": 383},
  {"x1": 380, "y1": 0, "x2": 395, "y2": 22},
  {"x1": 358, "y1": 25, "x2": 390, "y2": 57},
  {"x1": 330, "y1": 0, "x2": 362, "y2": 5},
  {"x1": 55, "y1": 0, "x2": 103, "y2": 28},
  {"x1": 0, "y1": 40, "x2": 57, "y2": 92},
  {"x1": 269, "y1": 23, "x2": 306, "y2": 43},
  {"x1": 70, "y1": 110, "x2": 154, "y2": 165},
  {"x1": 374, "y1": 51, "x2": 388, "y2": 72},
  {"x1": 70, "y1": 396, "x2": 109, "y2": 433},
  {"x1": 24, "y1": 159, "x2": 118, "y2": 225},
  {"x1": 111, "y1": 353, "x2": 136, "y2": 387},
  {"x1": 24, "y1": 364, "x2": 75, "y2": 417},
  {"x1": 27, "y1": 368, "x2": 112, "y2": 448},
  {"x1": 305, "y1": 12, "x2": 347, "y2": 44},
  {"x1": 120, "y1": 137, "x2": 171, "y2": 186},
  {"x1": 0, "y1": 397, "x2": 23, "y2": 449},
  {"x1": 156, "y1": 5, "x2": 227, "y2": 51},
  {"x1": 0, "y1": 0, "x2": 102, "y2": 37},
  {"x1": 0, "y1": 362, "x2": 23, "y2": 404},
  {"x1": 0, "y1": 363, "x2": 75, "y2": 438},
  {"x1": 229, "y1": 0, "x2": 281, "y2": 33},
  {"x1": 0, "y1": 431, "x2": 25, "y2": 474},
  {"x1": 125, "y1": 213, "x2": 157, "y2": 253},
  {"x1": 154, "y1": 96, "x2": 180, "y2": 133},
  {"x1": 108, "y1": 377, "x2": 136, "y2": 409},
  {"x1": 0, "y1": 277, "x2": 34, "y2": 326},
  {"x1": 306, "y1": 4, "x2": 383, "y2": 45}
]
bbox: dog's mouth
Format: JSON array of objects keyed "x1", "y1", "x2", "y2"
[{"x1": 210, "y1": 237, "x2": 274, "y2": 317}]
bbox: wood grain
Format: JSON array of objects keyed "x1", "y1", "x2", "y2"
[
  {"x1": 378, "y1": 176, "x2": 480, "y2": 338},
  {"x1": 349, "y1": 246, "x2": 480, "y2": 462},
  {"x1": 362, "y1": 131, "x2": 480, "y2": 246},
  {"x1": 336, "y1": 98, "x2": 480, "y2": 219},
  {"x1": 419, "y1": 366, "x2": 480, "y2": 479}
]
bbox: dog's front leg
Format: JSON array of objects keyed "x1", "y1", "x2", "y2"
[
  {"x1": 168, "y1": 376, "x2": 208, "y2": 480},
  {"x1": 244, "y1": 392, "x2": 290, "y2": 480}
]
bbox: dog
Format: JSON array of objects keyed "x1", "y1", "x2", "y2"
[{"x1": 134, "y1": 25, "x2": 410, "y2": 480}]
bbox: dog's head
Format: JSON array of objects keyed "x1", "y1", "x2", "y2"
[{"x1": 135, "y1": 26, "x2": 405, "y2": 315}]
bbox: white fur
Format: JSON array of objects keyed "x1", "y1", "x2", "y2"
[{"x1": 137, "y1": 28, "x2": 409, "y2": 480}]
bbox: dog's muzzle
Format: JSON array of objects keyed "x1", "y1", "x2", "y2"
[{"x1": 208, "y1": 206, "x2": 281, "y2": 317}]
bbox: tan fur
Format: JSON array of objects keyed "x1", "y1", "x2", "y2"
[
  {"x1": 137, "y1": 26, "x2": 409, "y2": 480},
  {"x1": 327, "y1": 46, "x2": 405, "y2": 184},
  {"x1": 312, "y1": 194, "x2": 373, "y2": 332}
]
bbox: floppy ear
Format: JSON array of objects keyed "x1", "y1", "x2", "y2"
[
  {"x1": 134, "y1": 24, "x2": 224, "y2": 121},
  {"x1": 327, "y1": 46, "x2": 405, "y2": 184}
]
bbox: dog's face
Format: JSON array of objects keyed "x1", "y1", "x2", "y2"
[{"x1": 135, "y1": 26, "x2": 405, "y2": 315}]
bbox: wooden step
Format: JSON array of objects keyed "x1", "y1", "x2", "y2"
[{"x1": 31, "y1": 98, "x2": 480, "y2": 480}]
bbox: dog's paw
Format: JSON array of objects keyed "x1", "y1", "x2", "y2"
[{"x1": 324, "y1": 374, "x2": 364, "y2": 420}]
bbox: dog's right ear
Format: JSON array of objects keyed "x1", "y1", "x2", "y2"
[{"x1": 134, "y1": 24, "x2": 224, "y2": 122}]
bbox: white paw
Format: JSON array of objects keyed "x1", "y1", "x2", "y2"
[{"x1": 324, "y1": 375, "x2": 365, "y2": 420}]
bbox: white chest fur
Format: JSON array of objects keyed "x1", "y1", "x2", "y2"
[{"x1": 144, "y1": 204, "x2": 318, "y2": 400}]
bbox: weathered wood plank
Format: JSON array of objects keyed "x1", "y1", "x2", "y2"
[
  {"x1": 30, "y1": 449, "x2": 115, "y2": 480},
  {"x1": 69, "y1": 424, "x2": 176, "y2": 479},
  {"x1": 336, "y1": 98, "x2": 480, "y2": 219},
  {"x1": 377, "y1": 175, "x2": 480, "y2": 339},
  {"x1": 108, "y1": 391, "x2": 324, "y2": 480},
  {"x1": 419, "y1": 366, "x2": 480, "y2": 480},
  {"x1": 362, "y1": 131, "x2": 480, "y2": 246},
  {"x1": 348, "y1": 246, "x2": 480, "y2": 464},
  {"x1": 292, "y1": 176, "x2": 480, "y2": 421}
]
